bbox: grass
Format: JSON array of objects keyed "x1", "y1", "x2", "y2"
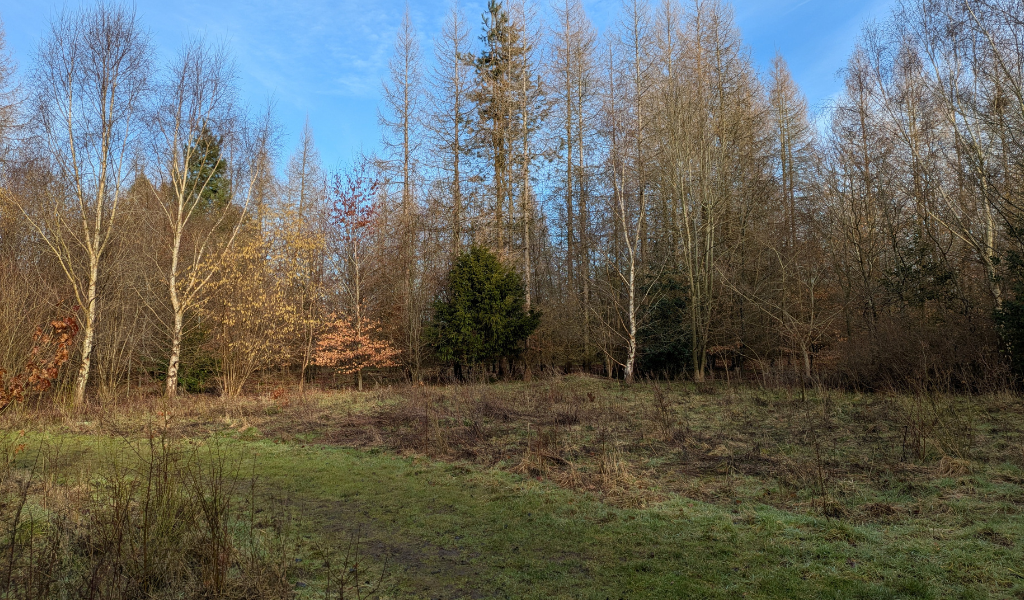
[{"x1": 2, "y1": 375, "x2": 1023, "y2": 598}]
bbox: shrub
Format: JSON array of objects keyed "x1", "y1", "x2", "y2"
[{"x1": 427, "y1": 246, "x2": 540, "y2": 378}]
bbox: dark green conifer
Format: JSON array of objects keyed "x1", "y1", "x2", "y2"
[
  {"x1": 185, "y1": 127, "x2": 230, "y2": 213},
  {"x1": 428, "y1": 245, "x2": 540, "y2": 377}
]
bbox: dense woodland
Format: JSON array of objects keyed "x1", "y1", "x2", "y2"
[{"x1": 2, "y1": 0, "x2": 1024, "y2": 404}]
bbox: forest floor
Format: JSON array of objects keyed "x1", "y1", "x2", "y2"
[{"x1": 5, "y1": 376, "x2": 1024, "y2": 598}]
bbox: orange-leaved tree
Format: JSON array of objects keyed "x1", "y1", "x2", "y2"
[
  {"x1": 314, "y1": 315, "x2": 399, "y2": 391},
  {"x1": 316, "y1": 164, "x2": 399, "y2": 390},
  {"x1": 203, "y1": 228, "x2": 298, "y2": 398}
]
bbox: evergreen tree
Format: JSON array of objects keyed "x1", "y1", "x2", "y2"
[
  {"x1": 997, "y1": 251, "x2": 1024, "y2": 380},
  {"x1": 638, "y1": 271, "x2": 691, "y2": 378},
  {"x1": 470, "y1": 0, "x2": 540, "y2": 251},
  {"x1": 428, "y1": 245, "x2": 539, "y2": 377},
  {"x1": 185, "y1": 127, "x2": 231, "y2": 213}
]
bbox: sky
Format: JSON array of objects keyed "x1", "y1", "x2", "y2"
[{"x1": 1, "y1": 0, "x2": 895, "y2": 169}]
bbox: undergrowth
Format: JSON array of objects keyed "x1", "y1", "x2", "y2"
[{"x1": 0, "y1": 428, "x2": 388, "y2": 599}]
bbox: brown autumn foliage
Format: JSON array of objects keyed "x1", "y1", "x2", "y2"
[
  {"x1": 0, "y1": 317, "x2": 78, "y2": 411},
  {"x1": 314, "y1": 315, "x2": 400, "y2": 391}
]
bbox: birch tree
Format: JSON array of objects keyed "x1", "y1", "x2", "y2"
[
  {"x1": 28, "y1": 4, "x2": 152, "y2": 405},
  {"x1": 601, "y1": 0, "x2": 656, "y2": 382},
  {"x1": 148, "y1": 39, "x2": 264, "y2": 399}
]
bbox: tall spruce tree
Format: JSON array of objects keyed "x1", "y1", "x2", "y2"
[{"x1": 186, "y1": 127, "x2": 231, "y2": 214}]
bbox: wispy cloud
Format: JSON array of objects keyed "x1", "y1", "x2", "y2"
[
  {"x1": 781, "y1": 0, "x2": 816, "y2": 17},
  {"x1": 1, "y1": 0, "x2": 898, "y2": 165}
]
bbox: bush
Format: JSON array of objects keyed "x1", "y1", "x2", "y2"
[{"x1": 428, "y1": 246, "x2": 540, "y2": 378}]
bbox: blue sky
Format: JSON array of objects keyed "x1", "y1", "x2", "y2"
[{"x1": 2, "y1": 0, "x2": 893, "y2": 168}]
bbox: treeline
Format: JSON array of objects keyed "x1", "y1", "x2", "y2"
[{"x1": 1, "y1": 0, "x2": 1023, "y2": 402}]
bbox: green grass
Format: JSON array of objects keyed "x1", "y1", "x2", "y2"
[
  {"x1": 5, "y1": 378, "x2": 1024, "y2": 598},
  {"x1": 12, "y1": 430, "x2": 1022, "y2": 599},
  {"x1": 235, "y1": 438, "x2": 1024, "y2": 599}
]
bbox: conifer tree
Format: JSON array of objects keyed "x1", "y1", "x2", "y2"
[{"x1": 428, "y1": 245, "x2": 539, "y2": 378}]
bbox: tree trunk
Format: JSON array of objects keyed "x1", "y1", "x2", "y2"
[
  {"x1": 74, "y1": 259, "x2": 100, "y2": 406},
  {"x1": 624, "y1": 254, "x2": 637, "y2": 384},
  {"x1": 71, "y1": 286, "x2": 96, "y2": 407},
  {"x1": 299, "y1": 324, "x2": 314, "y2": 395},
  {"x1": 166, "y1": 308, "x2": 183, "y2": 398}
]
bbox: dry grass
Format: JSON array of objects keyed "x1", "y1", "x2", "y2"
[
  {"x1": 5, "y1": 375, "x2": 1023, "y2": 519},
  {"x1": 3, "y1": 376, "x2": 1023, "y2": 597}
]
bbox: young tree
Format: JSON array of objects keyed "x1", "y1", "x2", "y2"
[
  {"x1": 203, "y1": 228, "x2": 297, "y2": 398},
  {"x1": 314, "y1": 315, "x2": 399, "y2": 391},
  {"x1": 26, "y1": 3, "x2": 152, "y2": 405},
  {"x1": 428, "y1": 245, "x2": 540, "y2": 378},
  {"x1": 0, "y1": 317, "x2": 79, "y2": 413},
  {"x1": 327, "y1": 163, "x2": 395, "y2": 389}
]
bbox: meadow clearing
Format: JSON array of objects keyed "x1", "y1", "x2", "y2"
[{"x1": 2, "y1": 376, "x2": 1022, "y2": 599}]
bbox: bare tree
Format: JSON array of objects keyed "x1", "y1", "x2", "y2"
[
  {"x1": 327, "y1": 163, "x2": 385, "y2": 391},
  {"x1": 380, "y1": 8, "x2": 427, "y2": 378},
  {"x1": 887, "y1": 0, "x2": 1019, "y2": 310},
  {"x1": 0, "y1": 17, "x2": 19, "y2": 159},
  {"x1": 601, "y1": 0, "x2": 657, "y2": 382},
  {"x1": 768, "y1": 53, "x2": 814, "y2": 250},
  {"x1": 281, "y1": 119, "x2": 328, "y2": 393},
  {"x1": 657, "y1": 0, "x2": 762, "y2": 381},
  {"x1": 550, "y1": 0, "x2": 598, "y2": 359},
  {"x1": 26, "y1": 4, "x2": 152, "y2": 405},
  {"x1": 427, "y1": 2, "x2": 474, "y2": 260},
  {"x1": 510, "y1": 0, "x2": 545, "y2": 310},
  {"x1": 147, "y1": 38, "x2": 266, "y2": 399}
]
